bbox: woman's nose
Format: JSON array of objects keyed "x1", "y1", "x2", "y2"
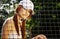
[{"x1": 24, "y1": 11, "x2": 28, "y2": 14}]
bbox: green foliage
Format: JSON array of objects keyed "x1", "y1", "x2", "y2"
[
  {"x1": 26, "y1": 18, "x2": 34, "y2": 30},
  {"x1": 57, "y1": 3, "x2": 60, "y2": 8},
  {"x1": 8, "y1": 11, "x2": 14, "y2": 17}
]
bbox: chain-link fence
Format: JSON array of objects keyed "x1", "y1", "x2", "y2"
[{"x1": 31, "y1": 0, "x2": 60, "y2": 39}]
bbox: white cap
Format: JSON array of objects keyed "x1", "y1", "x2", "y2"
[{"x1": 19, "y1": 0, "x2": 34, "y2": 11}]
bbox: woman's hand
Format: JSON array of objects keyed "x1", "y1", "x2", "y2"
[{"x1": 32, "y1": 34, "x2": 47, "y2": 39}]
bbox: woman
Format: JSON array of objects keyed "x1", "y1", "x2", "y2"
[
  {"x1": 1, "y1": 0, "x2": 34, "y2": 39},
  {"x1": 1, "y1": 0, "x2": 47, "y2": 39}
]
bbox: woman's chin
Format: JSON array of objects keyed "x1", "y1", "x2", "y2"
[{"x1": 22, "y1": 17, "x2": 27, "y2": 19}]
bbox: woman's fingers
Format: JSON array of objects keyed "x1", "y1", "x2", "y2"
[{"x1": 32, "y1": 34, "x2": 47, "y2": 39}]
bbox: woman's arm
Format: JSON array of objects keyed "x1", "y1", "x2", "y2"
[{"x1": 1, "y1": 20, "x2": 11, "y2": 39}]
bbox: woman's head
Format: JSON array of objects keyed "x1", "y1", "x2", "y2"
[
  {"x1": 16, "y1": 5, "x2": 32, "y2": 19},
  {"x1": 16, "y1": 0, "x2": 34, "y2": 19}
]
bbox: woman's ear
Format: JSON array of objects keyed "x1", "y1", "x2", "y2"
[{"x1": 32, "y1": 11, "x2": 35, "y2": 15}]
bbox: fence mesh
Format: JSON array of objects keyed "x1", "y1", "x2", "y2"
[{"x1": 32, "y1": 0, "x2": 60, "y2": 39}]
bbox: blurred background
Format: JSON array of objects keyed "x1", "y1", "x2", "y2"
[{"x1": 0, "y1": 0, "x2": 60, "y2": 39}]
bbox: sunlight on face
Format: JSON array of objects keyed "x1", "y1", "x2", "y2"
[{"x1": 18, "y1": 8, "x2": 30, "y2": 19}]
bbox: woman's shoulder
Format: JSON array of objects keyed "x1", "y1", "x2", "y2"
[
  {"x1": 6, "y1": 16, "x2": 13, "y2": 21},
  {"x1": 3, "y1": 16, "x2": 14, "y2": 26}
]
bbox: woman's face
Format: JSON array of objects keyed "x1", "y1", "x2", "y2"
[{"x1": 18, "y1": 8, "x2": 30, "y2": 19}]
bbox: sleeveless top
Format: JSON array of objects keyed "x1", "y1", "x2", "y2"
[{"x1": 2, "y1": 16, "x2": 22, "y2": 39}]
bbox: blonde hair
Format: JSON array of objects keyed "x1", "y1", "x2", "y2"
[{"x1": 13, "y1": 5, "x2": 33, "y2": 39}]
